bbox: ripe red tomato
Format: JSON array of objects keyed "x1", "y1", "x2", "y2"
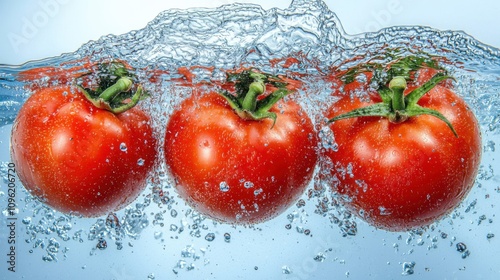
[
  {"x1": 11, "y1": 84, "x2": 156, "y2": 217},
  {"x1": 323, "y1": 67, "x2": 482, "y2": 231},
  {"x1": 164, "y1": 88, "x2": 318, "y2": 224}
]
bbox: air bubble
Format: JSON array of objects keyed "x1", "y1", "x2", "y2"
[
  {"x1": 120, "y1": 142, "x2": 128, "y2": 152},
  {"x1": 205, "y1": 233, "x2": 215, "y2": 242},
  {"x1": 456, "y1": 242, "x2": 467, "y2": 253},
  {"x1": 401, "y1": 261, "x2": 416, "y2": 275},
  {"x1": 282, "y1": 265, "x2": 292, "y2": 274},
  {"x1": 96, "y1": 238, "x2": 107, "y2": 250},
  {"x1": 219, "y1": 182, "x2": 230, "y2": 192},
  {"x1": 224, "y1": 233, "x2": 231, "y2": 243}
]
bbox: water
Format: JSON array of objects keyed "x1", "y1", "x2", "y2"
[{"x1": 0, "y1": 0, "x2": 499, "y2": 279}]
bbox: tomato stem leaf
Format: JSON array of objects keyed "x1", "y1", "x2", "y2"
[
  {"x1": 79, "y1": 62, "x2": 146, "y2": 114},
  {"x1": 328, "y1": 103, "x2": 392, "y2": 123},
  {"x1": 405, "y1": 72, "x2": 453, "y2": 106},
  {"x1": 330, "y1": 55, "x2": 458, "y2": 137},
  {"x1": 218, "y1": 69, "x2": 294, "y2": 127}
]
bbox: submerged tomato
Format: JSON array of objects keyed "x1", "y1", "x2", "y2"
[
  {"x1": 164, "y1": 81, "x2": 318, "y2": 224},
  {"x1": 11, "y1": 83, "x2": 156, "y2": 217},
  {"x1": 324, "y1": 65, "x2": 482, "y2": 231}
]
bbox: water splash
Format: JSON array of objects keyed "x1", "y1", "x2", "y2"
[{"x1": 1, "y1": 0, "x2": 500, "y2": 278}]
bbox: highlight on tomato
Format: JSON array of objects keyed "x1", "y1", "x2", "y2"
[
  {"x1": 11, "y1": 62, "x2": 157, "y2": 217},
  {"x1": 164, "y1": 69, "x2": 318, "y2": 224},
  {"x1": 322, "y1": 54, "x2": 482, "y2": 231}
]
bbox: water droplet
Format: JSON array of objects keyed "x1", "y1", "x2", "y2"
[
  {"x1": 96, "y1": 238, "x2": 107, "y2": 250},
  {"x1": 254, "y1": 188, "x2": 263, "y2": 196},
  {"x1": 296, "y1": 199, "x2": 306, "y2": 208},
  {"x1": 487, "y1": 233, "x2": 495, "y2": 240},
  {"x1": 147, "y1": 273, "x2": 155, "y2": 280},
  {"x1": 219, "y1": 182, "x2": 230, "y2": 192},
  {"x1": 137, "y1": 158, "x2": 145, "y2": 166},
  {"x1": 224, "y1": 233, "x2": 231, "y2": 243},
  {"x1": 401, "y1": 261, "x2": 416, "y2": 275},
  {"x1": 378, "y1": 206, "x2": 392, "y2": 216},
  {"x1": 22, "y1": 217, "x2": 32, "y2": 225},
  {"x1": 120, "y1": 142, "x2": 128, "y2": 152},
  {"x1": 282, "y1": 265, "x2": 292, "y2": 274},
  {"x1": 171, "y1": 209, "x2": 178, "y2": 218},
  {"x1": 314, "y1": 252, "x2": 326, "y2": 262},
  {"x1": 244, "y1": 181, "x2": 254, "y2": 188},
  {"x1": 154, "y1": 232, "x2": 163, "y2": 240},
  {"x1": 205, "y1": 233, "x2": 215, "y2": 242},
  {"x1": 456, "y1": 242, "x2": 467, "y2": 253}
]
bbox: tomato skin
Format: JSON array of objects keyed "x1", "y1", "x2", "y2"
[
  {"x1": 11, "y1": 86, "x2": 156, "y2": 217},
  {"x1": 164, "y1": 92, "x2": 318, "y2": 224},
  {"x1": 324, "y1": 81, "x2": 482, "y2": 231}
]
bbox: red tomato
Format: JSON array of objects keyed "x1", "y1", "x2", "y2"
[
  {"x1": 11, "y1": 85, "x2": 156, "y2": 217},
  {"x1": 323, "y1": 71, "x2": 482, "y2": 231},
  {"x1": 164, "y1": 92, "x2": 318, "y2": 224}
]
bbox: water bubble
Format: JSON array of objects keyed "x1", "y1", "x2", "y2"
[
  {"x1": 487, "y1": 233, "x2": 495, "y2": 240},
  {"x1": 282, "y1": 265, "x2": 292, "y2": 274},
  {"x1": 461, "y1": 250, "x2": 471, "y2": 259},
  {"x1": 120, "y1": 142, "x2": 128, "y2": 152},
  {"x1": 154, "y1": 232, "x2": 163, "y2": 240},
  {"x1": 314, "y1": 252, "x2": 327, "y2": 262},
  {"x1": 296, "y1": 199, "x2": 306, "y2": 208},
  {"x1": 205, "y1": 233, "x2": 215, "y2": 242},
  {"x1": 456, "y1": 242, "x2": 467, "y2": 253},
  {"x1": 96, "y1": 238, "x2": 107, "y2": 250},
  {"x1": 378, "y1": 206, "x2": 392, "y2": 216},
  {"x1": 219, "y1": 182, "x2": 230, "y2": 192},
  {"x1": 171, "y1": 209, "x2": 178, "y2": 218},
  {"x1": 224, "y1": 233, "x2": 231, "y2": 243},
  {"x1": 401, "y1": 261, "x2": 416, "y2": 275},
  {"x1": 22, "y1": 217, "x2": 32, "y2": 225},
  {"x1": 147, "y1": 273, "x2": 155, "y2": 280},
  {"x1": 137, "y1": 158, "x2": 145, "y2": 166},
  {"x1": 243, "y1": 181, "x2": 254, "y2": 188}
]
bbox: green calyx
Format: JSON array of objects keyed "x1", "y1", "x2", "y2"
[
  {"x1": 219, "y1": 69, "x2": 292, "y2": 127},
  {"x1": 329, "y1": 56, "x2": 458, "y2": 137},
  {"x1": 78, "y1": 62, "x2": 146, "y2": 114}
]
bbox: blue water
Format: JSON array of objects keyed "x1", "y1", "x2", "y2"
[{"x1": 0, "y1": 0, "x2": 499, "y2": 279}]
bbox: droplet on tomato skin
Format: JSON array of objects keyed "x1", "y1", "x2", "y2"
[
  {"x1": 244, "y1": 181, "x2": 254, "y2": 188},
  {"x1": 120, "y1": 142, "x2": 128, "y2": 152},
  {"x1": 254, "y1": 188, "x2": 263, "y2": 196},
  {"x1": 137, "y1": 158, "x2": 145, "y2": 166},
  {"x1": 219, "y1": 182, "x2": 230, "y2": 192},
  {"x1": 378, "y1": 206, "x2": 392, "y2": 216}
]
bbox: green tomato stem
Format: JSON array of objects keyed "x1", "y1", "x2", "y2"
[
  {"x1": 389, "y1": 76, "x2": 407, "y2": 112},
  {"x1": 241, "y1": 80, "x2": 265, "y2": 112},
  {"x1": 99, "y1": 77, "x2": 133, "y2": 102}
]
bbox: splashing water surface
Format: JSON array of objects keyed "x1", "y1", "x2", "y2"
[{"x1": 0, "y1": 0, "x2": 499, "y2": 279}]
